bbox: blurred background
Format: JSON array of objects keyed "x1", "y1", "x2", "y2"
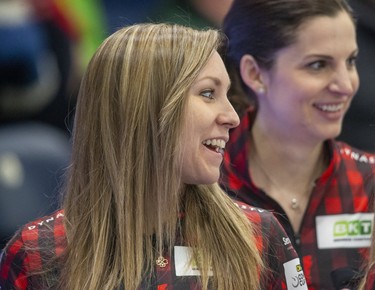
[{"x1": 0, "y1": 0, "x2": 374, "y2": 249}]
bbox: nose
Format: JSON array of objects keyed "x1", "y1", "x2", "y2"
[
  {"x1": 218, "y1": 100, "x2": 240, "y2": 129},
  {"x1": 328, "y1": 65, "x2": 358, "y2": 96}
]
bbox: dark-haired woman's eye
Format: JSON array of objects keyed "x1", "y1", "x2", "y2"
[
  {"x1": 308, "y1": 60, "x2": 326, "y2": 71},
  {"x1": 347, "y1": 55, "x2": 357, "y2": 68}
]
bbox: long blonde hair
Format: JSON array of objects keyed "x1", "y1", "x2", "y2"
[
  {"x1": 358, "y1": 204, "x2": 375, "y2": 289},
  {"x1": 60, "y1": 23, "x2": 263, "y2": 290}
]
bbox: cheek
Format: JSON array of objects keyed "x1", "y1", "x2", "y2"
[
  {"x1": 180, "y1": 146, "x2": 204, "y2": 184},
  {"x1": 282, "y1": 79, "x2": 320, "y2": 107},
  {"x1": 352, "y1": 73, "x2": 360, "y2": 94},
  {"x1": 267, "y1": 74, "x2": 296, "y2": 100}
]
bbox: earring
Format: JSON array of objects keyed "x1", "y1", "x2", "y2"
[{"x1": 258, "y1": 86, "x2": 265, "y2": 94}]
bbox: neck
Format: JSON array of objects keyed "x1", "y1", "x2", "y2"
[
  {"x1": 251, "y1": 118, "x2": 327, "y2": 172},
  {"x1": 249, "y1": 125, "x2": 328, "y2": 198},
  {"x1": 249, "y1": 120, "x2": 329, "y2": 232}
]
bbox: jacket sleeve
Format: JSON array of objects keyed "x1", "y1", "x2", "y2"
[
  {"x1": 0, "y1": 230, "x2": 29, "y2": 290},
  {"x1": 235, "y1": 201, "x2": 308, "y2": 290},
  {"x1": 263, "y1": 211, "x2": 308, "y2": 290}
]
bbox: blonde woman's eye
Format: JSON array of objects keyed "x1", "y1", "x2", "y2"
[{"x1": 201, "y1": 89, "x2": 215, "y2": 99}]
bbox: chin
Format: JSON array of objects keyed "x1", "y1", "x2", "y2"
[
  {"x1": 196, "y1": 177, "x2": 219, "y2": 185},
  {"x1": 184, "y1": 175, "x2": 219, "y2": 185},
  {"x1": 328, "y1": 129, "x2": 343, "y2": 140},
  {"x1": 319, "y1": 124, "x2": 343, "y2": 141}
]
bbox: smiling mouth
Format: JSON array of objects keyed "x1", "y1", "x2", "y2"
[
  {"x1": 202, "y1": 139, "x2": 225, "y2": 155},
  {"x1": 313, "y1": 103, "x2": 344, "y2": 112}
]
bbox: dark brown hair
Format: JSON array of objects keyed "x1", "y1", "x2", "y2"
[{"x1": 223, "y1": 0, "x2": 355, "y2": 115}]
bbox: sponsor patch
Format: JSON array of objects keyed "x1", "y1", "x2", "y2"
[
  {"x1": 316, "y1": 213, "x2": 373, "y2": 249},
  {"x1": 283, "y1": 258, "x2": 307, "y2": 289},
  {"x1": 174, "y1": 246, "x2": 213, "y2": 276}
]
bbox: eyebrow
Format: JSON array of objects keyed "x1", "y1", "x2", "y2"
[
  {"x1": 197, "y1": 76, "x2": 232, "y2": 91},
  {"x1": 305, "y1": 49, "x2": 359, "y2": 60}
]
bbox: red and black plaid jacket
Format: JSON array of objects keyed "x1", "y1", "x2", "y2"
[
  {"x1": 220, "y1": 108, "x2": 375, "y2": 290},
  {"x1": 0, "y1": 203, "x2": 306, "y2": 289}
]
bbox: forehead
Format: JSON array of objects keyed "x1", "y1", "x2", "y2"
[
  {"x1": 294, "y1": 11, "x2": 356, "y2": 52},
  {"x1": 194, "y1": 51, "x2": 230, "y2": 85},
  {"x1": 274, "y1": 11, "x2": 357, "y2": 61}
]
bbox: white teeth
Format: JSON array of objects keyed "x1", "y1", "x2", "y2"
[
  {"x1": 202, "y1": 139, "x2": 226, "y2": 150},
  {"x1": 315, "y1": 103, "x2": 344, "y2": 112}
]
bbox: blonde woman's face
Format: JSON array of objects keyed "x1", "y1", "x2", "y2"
[{"x1": 181, "y1": 51, "x2": 240, "y2": 185}]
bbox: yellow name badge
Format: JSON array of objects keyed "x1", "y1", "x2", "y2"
[{"x1": 296, "y1": 264, "x2": 302, "y2": 272}]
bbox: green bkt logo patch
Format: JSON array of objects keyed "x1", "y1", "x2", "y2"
[{"x1": 333, "y1": 220, "x2": 372, "y2": 237}]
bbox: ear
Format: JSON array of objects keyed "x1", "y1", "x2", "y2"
[{"x1": 240, "y1": 54, "x2": 266, "y2": 93}]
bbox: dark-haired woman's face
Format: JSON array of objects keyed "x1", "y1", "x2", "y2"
[{"x1": 257, "y1": 11, "x2": 358, "y2": 144}]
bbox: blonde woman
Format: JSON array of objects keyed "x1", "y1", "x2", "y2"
[{"x1": 0, "y1": 23, "x2": 305, "y2": 289}]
